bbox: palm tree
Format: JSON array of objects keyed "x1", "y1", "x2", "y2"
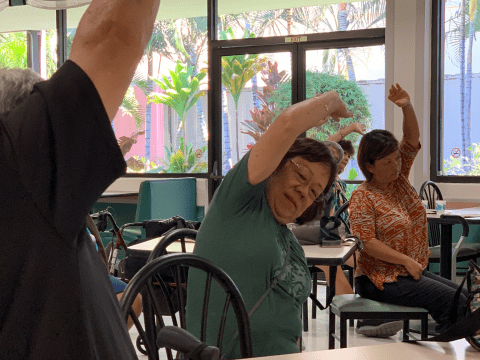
[
  {"x1": 221, "y1": 52, "x2": 266, "y2": 162},
  {"x1": 445, "y1": 0, "x2": 479, "y2": 171},
  {"x1": 464, "y1": 0, "x2": 478, "y2": 170},
  {"x1": 0, "y1": 32, "x2": 27, "y2": 68},
  {"x1": 141, "y1": 25, "x2": 164, "y2": 169},
  {"x1": 292, "y1": 1, "x2": 386, "y2": 80},
  {"x1": 148, "y1": 61, "x2": 207, "y2": 148},
  {"x1": 155, "y1": 18, "x2": 209, "y2": 147}
]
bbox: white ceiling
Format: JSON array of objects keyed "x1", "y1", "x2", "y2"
[{"x1": 0, "y1": 0, "x2": 356, "y2": 32}]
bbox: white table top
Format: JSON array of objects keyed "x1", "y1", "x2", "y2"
[
  {"x1": 128, "y1": 236, "x2": 195, "y2": 253},
  {"x1": 250, "y1": 341, "x2": 478, "y2": 360},
  {"x1": 302, "y1": 242, "x2": 357, "y2": 266},
  {"x1": 427, "y1": 207, "x2": 480, "y2": 220}
]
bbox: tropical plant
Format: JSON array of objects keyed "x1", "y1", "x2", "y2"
[
  {"x1": 240, "y1": 61, "x2": 289, "y2": 147},
  {"x1": 119, "y1": 85, "x2": 145, "y2": 131},
  {"x1": 0, "y1": 32, "x2": 27, "y2": 68},
  {"x1": 345, "y1": 168, "x2": 359, "y2": 200},
  {"x1": 271, "y1": 71, "x2": 372, "y2": 149},
  {"x1": 220, "y1": 27, "x2": 266, "y2": 162},
  {"x1": 148, "y1": 61, "x2": 207, "y2": 149},
  {"x1": 160, "y1": 137, "x2": 207, "y2": 173},
  {"x1": 443, "y1": 142, "x2": 480, "y2": 175}
]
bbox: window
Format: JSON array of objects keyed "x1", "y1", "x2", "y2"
[
  {"x1": 0, "y1": 6, "x2": 58, "y2": 79},
  {"x1": 432, "y1": 0, "x2": 480, "y2": 180},
  {"x1": 216, "y1": 1, "x2": 386, "y2": 182},
  {"x1": 305, "y1": 45, "x2": 385, "y2": 182},
  {"x1": 217, "y1": 1, "x2": 386, "y2": 39},
  {"x1": 67, "y1": 10, "x2": 209, "y2": 174}
]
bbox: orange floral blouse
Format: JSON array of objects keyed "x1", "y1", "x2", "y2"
[{"x1": 349, "y1": 140, "x2": 430, "y2": 290}]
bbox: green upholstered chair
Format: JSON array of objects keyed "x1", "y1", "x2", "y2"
[
  {"x1": 328, "y1": 294, "x2": 428, "y2": 349},
  {"x1": 123, "y1": 178, "x2": 201, "y2": 241}
]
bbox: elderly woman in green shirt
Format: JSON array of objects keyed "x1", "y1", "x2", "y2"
[{"x1": 186, "y1": 93, "x2": 352, "y2": 358}]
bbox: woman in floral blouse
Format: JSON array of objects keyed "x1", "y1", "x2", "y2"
[{"x1": 349, "y1": 84, "x2": 469, "y2": 335}]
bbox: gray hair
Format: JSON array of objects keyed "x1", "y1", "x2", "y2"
[
  {"x1": 322, "y1": 140, "x2": 344, "y2": 165},
  {"x1": 0, "y1": 68, "x2": 43, "y2": 113}
]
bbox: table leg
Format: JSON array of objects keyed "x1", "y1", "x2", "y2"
[{"x1": 440, "y1": 224, "x2": 453, "y2": 279}]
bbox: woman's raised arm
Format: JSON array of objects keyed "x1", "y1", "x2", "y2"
[{"x1": 248, "y1": 92, "x2": 353, "y2": 185}]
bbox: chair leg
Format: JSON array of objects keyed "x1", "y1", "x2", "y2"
[
  {"x1": 340, "y1": 317, "x2": 347, "y2": 348},
  {"x1": 303, "y1": 301, "x2": 308, "y2": 332},
  {"x1": 312, "y1": 271, "x2": 317, "y2": 319},
  {"x1": 420, "y1": 314, "x2": 428, "y2": 340},
  {"x1": 328, "y1": 309, "x2": 335, "y2": 350},
  {"x1": 402, "y1": 320, "x2": 409, "y2": 342}
]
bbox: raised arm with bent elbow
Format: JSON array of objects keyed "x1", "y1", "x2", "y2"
[
  {"x1": 248, "y1": 92, "x2": 353, "y2": 185},
  {"x1": 327, "y1": 122, "x2": 366, "y2": 142},
  {"x1": 387, "y1": 83, "x2": 420, "y2": 147},
  {"x1": 69, "y1": 0, "x2": 161, "y2": 120}
]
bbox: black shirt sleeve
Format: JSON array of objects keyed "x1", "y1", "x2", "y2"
[{"x1": 3, "y1": 60, "x2": 126, "y2": 241}]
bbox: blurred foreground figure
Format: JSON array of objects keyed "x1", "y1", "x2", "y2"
[{"x1": 0, "y1": 0, "x2": 161, "y2": 358}]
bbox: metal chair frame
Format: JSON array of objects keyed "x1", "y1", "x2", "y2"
[
  {"x1": 120, "y1": 253, "x2": 252, "y2": 360},
  {"x1": 419, "y1": 181, "x2": 479, "y2": 277}
]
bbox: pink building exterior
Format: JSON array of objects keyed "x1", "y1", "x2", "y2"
[{"x1": 112, "y1": 86, "x2": 165, "y2": 168}]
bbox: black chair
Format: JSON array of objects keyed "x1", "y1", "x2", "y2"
[
  {"x1": 120, "y1": 253, "x2": 252, "y2": 360},
  {"x1": 419, "y1": 181, "x2": 480, "y2": 276},
  {"x1": 300, "y1": 201, "x2": 354, "y2": 331},
  {"x1": 147, "y1": 228, "x2": 198, "y2": 262}
]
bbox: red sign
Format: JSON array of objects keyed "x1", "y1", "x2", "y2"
[
  {"x1": 195, "y1": 149, "x2": 203, "y2": 158},
  {"x1": 451, "y1": 148, "x2": 461, "y2": 158}
]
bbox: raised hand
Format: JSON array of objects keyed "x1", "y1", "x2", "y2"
[
  {"x1": 315, "y1": 91, "x2": 353, "y2": 124},
  {"x1": 349, "y1": 122, "x2": 366, "y2": 135},
  {"x1": 388, "y1": 83, "x2": 411, "y2": 108}
]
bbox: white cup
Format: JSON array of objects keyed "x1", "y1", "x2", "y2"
[
  {"x1": 422, "y1": 200, "x2": 429, "y2": 210},
  {"x1": 435, "y1": 200, "x2": 446, "y2": 215}
]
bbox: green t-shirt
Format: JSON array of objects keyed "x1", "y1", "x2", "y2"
[{"x1": 186, "y1": 152, "x2": 311, "y2": 358}]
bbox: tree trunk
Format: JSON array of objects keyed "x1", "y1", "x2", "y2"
[
  {"x1": 235, "y1": 103, "x2": 240, "y2": 163},
  {"x1": 459, "y1": 0, "x2": 466, "y2": 171},
  {"x1": 145, "y1": 53, "x2": 153, "y2": 171},
  {"x1": 222, "y1": 87, "x2": 232, "y2": 173},
  {"x1": 464, "y1": 15, "x2": 475, "y2": 172},
  {"x1": 339, "y1": 4, "x2": 356, "y2": 82},
  {"x1": 286, "y1": 9, "x2": 293, "y2": 35},
  {"x1": 252, "y1": 74, "x2": 260, "y2": 110}
]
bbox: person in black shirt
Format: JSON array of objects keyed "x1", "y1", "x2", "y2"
[{"x1": 0, "y1": 0, "x2": 161, "y2": 358}]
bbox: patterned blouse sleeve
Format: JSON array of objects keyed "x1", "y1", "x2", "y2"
[
  {"x1": 398, "y1": 138, "x2": 421, "y2": 180},
  {"x1": 349, "y1": 188, "x2": 377, "y2": 244}
]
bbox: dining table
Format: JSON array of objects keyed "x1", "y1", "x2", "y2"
[
  {"x1": 125, "y1": 237, "x2": 358, "y2": 312},
  {"x1": 427, "y1": 207, "x2": 480, "y2": 280},
  {"x1": 246, "y1": 340, "x2": 478, "y2": 360},
  {"x1": 301, "y1": 241, "x2": 359, "y2": 331}
]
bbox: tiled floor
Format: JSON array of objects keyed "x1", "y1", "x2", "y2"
[{"x1": 128, "y1": 283, "x2": 474, "y2": 359}]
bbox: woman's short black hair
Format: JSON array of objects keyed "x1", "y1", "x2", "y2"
[
  {"x1": 337, "y1": 139, "x2": 355, "y2": 156},
  {"x1": 357, "y1": 129, "x2": 399, "y2": 182},
  {"x1": 275, "y1": 138, "x2": 337, "y2": 224}
]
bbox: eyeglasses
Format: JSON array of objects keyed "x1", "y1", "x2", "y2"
[{"x1": 290, "y1": 159, "x2": 326, "y2": 204}]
